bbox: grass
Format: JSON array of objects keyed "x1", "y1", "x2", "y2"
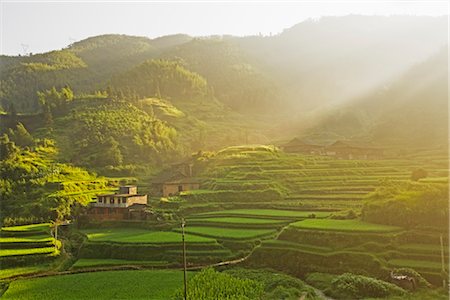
[
  {"x1": 197, "y1": 209, "x2": 331, "y2": 219},
  {"x1": 290, "y1": 219, "x2": 402, "y2": 233},
  {"x1": 176, "y1": 226, "x2": 276, "y2": 239},
  {"x1": 82, "y1": 228, "x2": 216, "y2": 244},
  {"x1": 2, "y1": 270, "x2": 190, "y2": 300},
  {"x1": 1, "y1": 223, "x2": 50, "y2": 232},
  {"x1": 0, "y1": 247, "x2": 56, "y2": 257},
  {"x1": 188, "y1": 217, "x2": 286, "y2": 224},
  {"x1": 72, "y1": 258, "x2": 168, "y2": 268}
]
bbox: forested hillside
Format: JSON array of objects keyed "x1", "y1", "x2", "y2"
[{"x1": 0, "y1": 15, "x2": 447, "y2": 154}]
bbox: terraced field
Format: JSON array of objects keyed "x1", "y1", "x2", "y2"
[
  {"x1": 188, "y1": 147, "x2": 449, "y2": 287},
  {"x1": 0, "y1": 223, "x2": 58, "y2": 277},
  {"x1": 3, "y1": 148, "x2": 447, "y2": 299}
]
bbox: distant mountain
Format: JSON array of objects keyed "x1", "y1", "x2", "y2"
[
  {"x1": 234, "y1": 15, "x2": 447, "y2": 112},
  {"x1": 302, "y1": 47, "x2": 448, "y2": 147}
]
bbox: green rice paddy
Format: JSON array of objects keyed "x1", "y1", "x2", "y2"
[
  {"x1": 2, "y1": 270, "x2": 189, "y2": 300},
  {"x1": 82, "y1": 228, "x2": 216, "y2": 244},
  {"x1": 0, "y1": 235, "x2": 54, "y2": 243},
  {"x1": 0, "y1": 265, "x2": 50, "y2": 280},
  {"x1": 177, "y1": 226, "x2": 276, "y2": 239},
  {"x1": 72, "y1": 258, "x2": 169, "y2": 268},
  {"x1": 1, "y1": 223, "x2": 50, "y2": 233},
  {"x1": 0, "y1": 247, "x2": 56, "y2": 257},
  {"x1": 188, "y1": 217, "x2": 286, "y2": 224},
  {"x1": 197, "y1": 209, "x2": 331, "y2": 219},
  {"x1": 290, "y1": 219, "x2": 402, "y2": 233}
]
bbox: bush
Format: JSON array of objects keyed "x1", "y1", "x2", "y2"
[
  {"x1": 329, "y1": 273, "x2": 406, "y2": 299},
  {"x1": 411, "y1": 168, "x2": 428, "y2": 181},
  {"x1": 224, "y1": 268, "x2": 317, "y2": 299}
]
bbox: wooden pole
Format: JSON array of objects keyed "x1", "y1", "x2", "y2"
[
  {"x1": 440, "y1": 234, "x2": 446, "y2": 288},
  {"x1": 181, "y1": 218, "x2": 188, "y2": 300}
]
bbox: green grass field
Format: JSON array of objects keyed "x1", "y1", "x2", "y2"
[
  {"x1": 0, "y1": 247, "x2": 56, "y2": 257},
  {"x1": 72, "y1": 258, "x2": 168, "y2": 268},
  {"x1": 290, "y1": 219, "x2": 402, "y2": 232},
  {"x1": 197, "y1": 209, "x2": 331, "y2": 219},
  {"x1": 177, "y1": 226, "x2": 276, "y2": 239},
  {"x1": 82, "y1": 228, "x2": 216, "y2": 244},
  {"x1": 2, "y1": 270, "x2": 190, "y2": 300},
  {"x1": 188, "y1": 217, "x2": 286, "y2": 224}
]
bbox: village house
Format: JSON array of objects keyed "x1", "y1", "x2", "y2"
[
  {"x1": 152, "y1": 161, "x2": 200, "y2": 197},
  {"x1": 324, "y1": 141, "x2": 384, "y2": 160},
  {"x1": 281, "y1": 138, "x2": 323, "y2": 155},
  {"x1": 281, "y1": 138, "x2": 384, "y2": 160},
  {"x1": 88, "y1": 185, "x2": 148, "y2": 221}
]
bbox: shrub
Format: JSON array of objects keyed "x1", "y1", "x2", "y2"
[
  {"x1": 329, "y1": 273, "x2": 405, "y2": 299},
  {"x1": 411, "y1": 168, "x2": 428, "y2": 181},
  {"x1": 172, "y1": 268, "x2": 263, "y2": 300}
]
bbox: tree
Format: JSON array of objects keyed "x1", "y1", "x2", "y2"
[
  {"x1": 101, "y1": 137, "x2": 123, "y2": 166},
  {"x1": 43, "y1": 104, "x2": 54, "y2": 127},
  {"x1": 8, "y1": 123, "x2": 33, "y2": 147},
  {"x1": 0, "y1": 134, "x2": 19, "y2": 160},
  {"x1": 61, "y1": 85, "x2": 74, "y2": 101}
]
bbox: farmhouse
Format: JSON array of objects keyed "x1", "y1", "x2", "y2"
[
  {"x1": 152, "y1": 161, "x2": 200, "y2": 197},
  {"x1": 325, "y1": 141, "x2": 384, "y2": 159},
  {"x1": 88, "y1": 185, "x2": 148, "y2": 221},
  {"x1": 281, "y1": 138, "x2": 323, "y2": 155},
  {"x1": 153, "y1": 173, "x2": 200, "y2": 197}
]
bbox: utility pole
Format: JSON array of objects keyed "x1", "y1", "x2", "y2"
[
  {"x1": 181, "y1": 218, "x2": 188, "y2": 300},
  {"x1": 440, "y1": 234, "x2": 446, "y2": 288},
  {"x1": 53, "y1": 220, "x2": 59, "y2": 251}
]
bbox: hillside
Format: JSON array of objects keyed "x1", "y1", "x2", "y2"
[
  {"x1": 301, "y1": 47, "x2": 448, "y2": 147},
  {"x1": 0, "y1": 35, "x2": 191, "y2": 113}
]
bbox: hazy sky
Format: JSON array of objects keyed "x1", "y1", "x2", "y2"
[{"x1": 0, "y1": 1, "x2": 448, "y2": 55}]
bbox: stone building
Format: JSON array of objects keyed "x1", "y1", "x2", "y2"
[{"x1": 88, "y1": 185, "x2": 148, "y2": 221}]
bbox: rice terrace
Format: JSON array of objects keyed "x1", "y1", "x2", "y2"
[{"x1": 0, "y1": 3, "x2": 448, "y2": 300}]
